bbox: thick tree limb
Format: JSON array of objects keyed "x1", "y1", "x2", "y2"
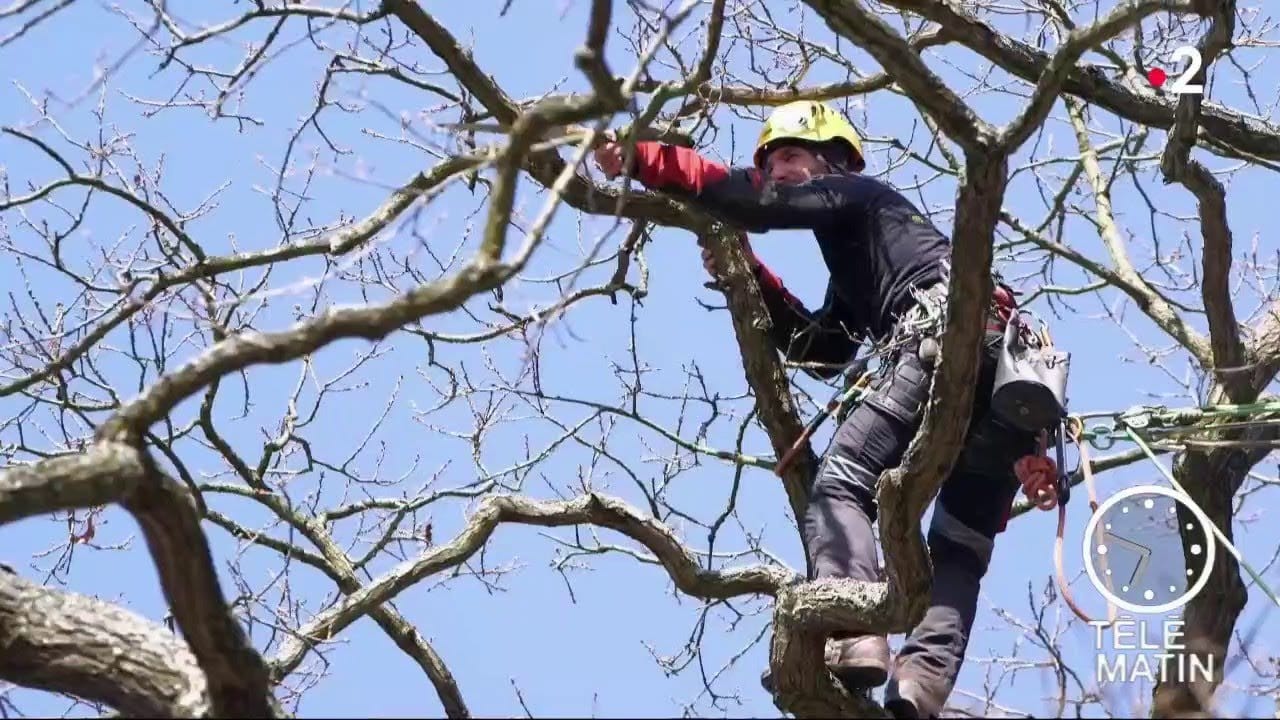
[
  {"x1": 0, "y1": 444, "x2": 145, "y2": 525},
  {"x1": 698, "y1": 228, "x2": 813, "y2": 532},
  {"x1": 122, "y1": 459, "x2": 276, "y2": 717},
  {"x1": 0, "y1": 570, "x2": 209, "y2": 718},
  {"x1": 877, "y1": 152, "x2": 1009, "y2": 628},
  {"x1": 0, "y1": 445, "x2": 275, "y2": 717},
  {"x1": 1153, "y1": 445, "x2": 1252, "y2": 717},
  {"x1": 769, "y1": 579, "x2": 892, "y2": 718}
]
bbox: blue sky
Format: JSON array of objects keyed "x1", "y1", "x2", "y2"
[{"x1": 1, "y1": 2, "x2": 1277, "y2": 718}]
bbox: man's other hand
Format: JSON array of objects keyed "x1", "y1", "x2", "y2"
[
  {"x1": 593, "y1": 142, "x2": 626, "y2": 179},
  {"x1": 700, "y1": 234, "x2": 759, "y2": 286}
]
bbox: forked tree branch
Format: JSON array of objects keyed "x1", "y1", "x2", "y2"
[
  {"x1": 1155, "y1": 0, "x2": 1249, "y2": 401},
  {"x1": 0, "y1": 444, "x2": 275, "y2": 717},
  {"x1": 857, "y1": 0, "x2": 1280, "y2": 160}
]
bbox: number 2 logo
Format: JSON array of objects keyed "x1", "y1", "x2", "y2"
[{"x1": 1166, "y1": 46, "x2": 1204, "y2": 95}]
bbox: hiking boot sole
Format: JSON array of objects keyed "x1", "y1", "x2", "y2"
[
  {"x1": 884, "y1": 697, "x2": 922, "y2": 719},
  {"x1": 832, "y1": 664, "x2": 889, "y2": 691},
  {"x1": 761, "y1": 665, "x2": 888, "y2": 696}
]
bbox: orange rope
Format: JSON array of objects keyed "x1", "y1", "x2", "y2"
[{"x1": 1014, "y1": 418, "x2": 1118, "y2": 627}]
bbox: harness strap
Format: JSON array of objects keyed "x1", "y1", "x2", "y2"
[{"x1": 775, "y1": 282, "x2": 1021, "y2": 476}]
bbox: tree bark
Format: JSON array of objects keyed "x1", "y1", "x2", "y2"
[{"x1": 0, "y1": 570, "x2": 210, "y2": 718}]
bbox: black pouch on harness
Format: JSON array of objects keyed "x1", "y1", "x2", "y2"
[{"x1": 990, "y1": 316, "x2": 1070, "y2": 433}]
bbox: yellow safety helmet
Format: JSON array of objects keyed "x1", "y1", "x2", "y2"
[{"x1": 753, "y1": 100, "x2": 866, "y2": 172}]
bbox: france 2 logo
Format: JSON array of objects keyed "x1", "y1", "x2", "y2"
[{"x1": 1146, "y1": 47, "x2": 1205, "y2": 95}]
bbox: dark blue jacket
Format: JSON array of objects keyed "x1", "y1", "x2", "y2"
[{"x1": 631, "y1": 143, "x2": 952, "y2": 379}]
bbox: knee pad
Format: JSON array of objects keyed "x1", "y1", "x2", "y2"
[
  {"x1": 927, "y1": 505, "x2": 994, "y2": 579},
  {"x1": 813, "y1": 453, "x2": 879, "y2": 522},
  {"x1": 864, "y1": 348, "x2": 932, "y2": 425}
]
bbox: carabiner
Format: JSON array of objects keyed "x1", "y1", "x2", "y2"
[
  {"x1": 1054, "y1": 420, "x2": 1071, "y2": 506},
  {"x1": 1085, "y1": 423, "x2": 1116, "y2": 451}
]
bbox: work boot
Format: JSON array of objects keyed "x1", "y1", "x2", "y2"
[
  {"x1": 800, "y1": 476, "x2": 890, "y2": 691},
  {"x1": 884, "y1": 672, "x2": 947, "y2": 719},
  {"x1": 757, "y1": 634, "x2": 889, "y2": 697},
  {"x1": 826, "y1": 633, "x2": 890, "y2": 690},
  {"x1": 885, "y1": 508, "x2": 989, "y2": 719}
]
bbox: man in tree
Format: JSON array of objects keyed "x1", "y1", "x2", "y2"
[{"x1": 594, "y1": 101, "x2": 1039, "y2": 719}]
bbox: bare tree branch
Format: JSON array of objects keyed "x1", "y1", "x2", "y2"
[
  {"x1": 1065, "y1": 98, "x2": 1214, "y2": 364},
  {"x1": 1156, "y1": 0, "x2": 1250, "y2": 400},
  {"x1": 866, "y1": 0, "x2": 1280, "y2": 160},
  {"x1": 800, "y1": 0, "x2": 992, "y2": 150},
  {"x1": 268, "y1": 492, "x2": 797, "y2": 678}
]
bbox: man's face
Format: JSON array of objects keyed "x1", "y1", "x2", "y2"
[{"x1": 764, "y1": 144, "x2": 828, "y2": 185}]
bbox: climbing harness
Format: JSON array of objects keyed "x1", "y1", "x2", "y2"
[
  {"x1": 772, "y1": 280, "x2": 1000, "y2": 477},
  {"x1": 772, "y1": 283, "x2": 952, "y2": 478}
]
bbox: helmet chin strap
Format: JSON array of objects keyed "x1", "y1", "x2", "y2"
[
  {"x1": 816, "y1": 152, "x2": 847, "y2": 174},
  {"x1": 798, "y1": 139, "x2": 850, "y2": 174}
]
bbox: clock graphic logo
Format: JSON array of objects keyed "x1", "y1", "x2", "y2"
[{"x1": 1082, "y1": 485, "x2": 1216, "y2": 614}]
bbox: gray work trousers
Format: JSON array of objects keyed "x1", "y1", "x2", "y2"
[{"x1": 802, "y1": 304, "x2": 1038, "y2": 703}]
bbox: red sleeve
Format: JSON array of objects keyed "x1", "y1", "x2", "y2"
[{"x1": 631, "y1": 142, "x2": 752, "y2": 194}]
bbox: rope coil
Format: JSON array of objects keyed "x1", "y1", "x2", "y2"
[{"x1": 1015, "y1": 418, "x2": 1119, "y2": 627}]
